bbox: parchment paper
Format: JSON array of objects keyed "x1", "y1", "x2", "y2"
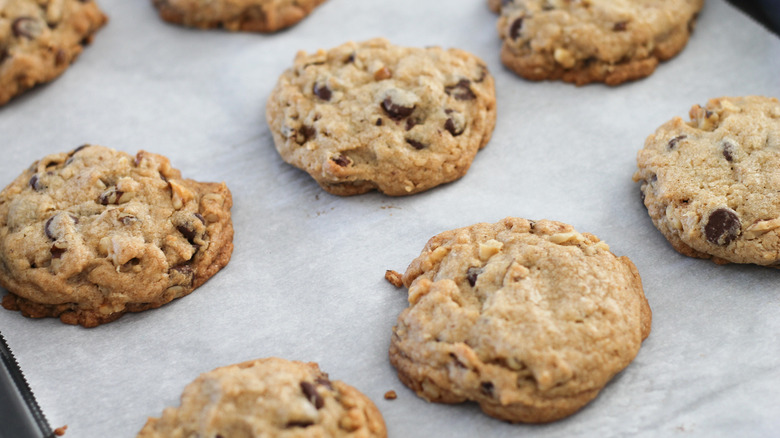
[{"x1": 1, "y1": 0, "x2": 779, "y2": 436}]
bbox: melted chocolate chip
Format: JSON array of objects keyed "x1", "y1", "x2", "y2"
[
  {"x1": 44, "y1": 217, "x2": 56, "y2": 240},
  {"x1": 445, "y1": 79, "x2": 476, "y2": 101},
  {"x1": 331, "y1": 155, "x2": 350, "y2": 167},
  {"x1": 480, "y1": 381, "x2": 494, "y2": 397},
  {"x1": 194, "y1": 213, "x2": 206, "y2": 225},
  {"x1": 466, "y1": 267, "x2": 482, "y2": 287},
  {"x1": 510, "y1": 17, "x2": 524, "y2": 40},
  {"x1": 50, "y1": 245, "x2": 66, "y2": 259},
  {"x1": 29, "y1": 174, "x2": 42, "y2": 191},
  {"x1": 98, "y1": 189, "x2": 124, "y2": 205},
  {"x1": 705, "y1": 208, "x2": 741, "y2": 246},
  {"x1": 382, "y1": 96, "x2": 415, "y2": 120},
  {"x1": 444, "y1": 118, "x2": 464, "y2": 136},
  {"x1": 177, "y1": 224, "x2": 197, "y2": 243},
  {"x1": 171, "y1": 264, "x2": 194, "y2": 277},
  {"x1": 613, "y1": 21, "x2": 628, "y2": 31},
  {"x1": 12, "y1": 17, "x2": 42, "y2": 39},
  {"x1": 313, "y1": 83, "x2": 332, "y2": 101},
  {"x1": 405, "y1": 118, "x2": 417, "y2": 131},
  {"x1": 722, "y1": 141, "x2": 735, "y2": 162},
  {"x1": 299, "y1": 125, "x2": 316, "y2": 143},
  {"x1": 405, "y1": 139, "x2": 426, "y2": 150},
  {"x1": 300, "y1": 381, "x2": 324, "y2": 409},
  {"x1": 667, "y1": 135, "x2": 687, "y2": 150}
]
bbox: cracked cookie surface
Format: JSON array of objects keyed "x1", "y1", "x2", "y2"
[
  {"x1": 266, "y1": 38, "x2": 496, "y2": 196},
  {"x1": 0, "y1": 145, "x2": 233, "y2": 327},
  {"x1": 137, "y1": 357, "x2": 387, "y2": 438},
  {"x1": 389, "y1": 217, "x2": 651, "y2": 423},
  {"x1": 0, "y1": 0, "x2": 107, "y2": 105},
  {"x1": 151, "y1": 0, "x2": 327, "y2": 32},
  {"x1": 497, "y1": 0, "x2": 704, "y2": 85},
  {"x1": 634, "y1": 96, "x2": 780, "y2": 266}
]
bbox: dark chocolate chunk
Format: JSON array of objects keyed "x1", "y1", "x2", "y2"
[
  {"x1": 29, "y1": 174, "x2": 42, "y2": 191},
  {"x1": 177, "y1": 224, "x2": 197, "y2": 243},
  {"x1": 375, "y1": 118, "x2": 383, "y2": 126},
  {"x1": 444, "y1": 79, "x2": 476, "y2": 101},
  {"x1": 480, "y1": 381, "x2": 494, "y2": 397},
  {"x1": 667, "y1": 135, "x2": 687, "y2": 150},
  {"x1": 299, "y1": 125, "x2": 316, "y2": 144},
  {"x1": 382, "y1": 96, "x2": 415, "y2": 120},
  {"x1": 444, "y1": 118, "x2": 464, "y2": 136},
  {"x1": 704, "y1": 207, "x2": 741, "y2": 246},
  {"x1": 466, "y1": 267, "x2": 482, "y2": 287},
  {"x1": 510, "y1": 17, "x2": 524, "y2": 40},
  {"x1": 44, "y1": 217, "x2": 55, "y2": 240},
  {"x1": 313, "y1": 83, "x2": 332, "y2": 101},
  {"x1": 50, "y1": 245, "x2": 66, "y2": 259},
  {"x1": 331, "y1": 155, "x2": 350, "y2": 167},
  {"x1": 300, "y1": 381, "x2": 324, "y2": 410},
  {"x1": 405, "y1": 139, "x2": 426, "y2": 150}
]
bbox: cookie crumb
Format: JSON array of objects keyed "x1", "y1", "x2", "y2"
[
  {"x1": 384, "y1": 270, "x2": 403, "y2": 288},
  {"x1": 54, "y1": 425, "x2": 68, "y2": 436},
  {"x1": 384, "y1": 390, "x2": 397, "y2": 400}
]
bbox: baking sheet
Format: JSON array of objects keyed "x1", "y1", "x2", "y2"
[{"x1": 1, "y1": 0, "x2": 779, "y2": 436}]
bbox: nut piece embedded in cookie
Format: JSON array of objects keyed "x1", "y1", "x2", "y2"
[
  {"x1": 389, "y1": 217, "x2": 651, "y2": 423},
  {"x1": 634, "y1": 96, "x2": 780, "y2": 266},
  {"x1": 496, "y1": 0, "x2": 705, "y2": 85},
  {"x1": 0, "y1": 145, "x2": 234, "y2": 327},
  {"x1": 136, "y1": 358, "x2": 387, "y2": 438},
  {"x1": 0, "y1": 0, "x2": 107, "y2": 105},
  {"x1": 266, "y1": 38, "x2": 497, "y2": 196},
  {"x1": 151, "y1": 0, "x2": 328, "y2": 32}
]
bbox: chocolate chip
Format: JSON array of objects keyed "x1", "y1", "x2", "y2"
[
  {"x1": 300, "y1": 381, "x2": 324, "y2": 409},
  {"x1": 667, "y1": 135, "x2": 687, "y2": 150},
  {"x1": 405, "y1": 118, "x2": 417, "y2": 131},
  {"x1": 98, "y1": 189, "x2": 124, "y2": 205},
  {"x1": 405, "y1": 139, "x2": 426, "y2": 150},
  {"x1": 171, "y1": 264, "x2": 194, "y2": 276},
  {"x1": 50, "y1": 245, "x2": 66, "y2": 259},
  {"x1": 313, "y1": 83, "x2": 332, "y2": 101},
  {"x1": 705, "y1": 208, "x2": 741, "y2": 246},
  {"x1": 286, "y1": 421, "x2": 314, "y2": 428},
  {"x1": 510, "y1": 17, "x2": 524, "y2": 40},
  {"x1": 613, "y1": 21, "x2": 628, "y2": 31},
  {"x1": 480, "y1": 381, "x2": 494, "y2": 396},
  {"x1": 12, "y1": 17, "x2": 43, "y2": 39},
  {"x1": 375, "y1": 118, "x2": 383, "y2": 126},
  {"x1": 449, "y1": 353, "x2": 467, "y2": 369},
  {"x1": 54, "y1": 49, "x2": 67, "y2": 66},
  {"x1": 382, "y1": 96, "x2": 415, "y2": 120},
  {"x1": 331, "y1": 155, "x2": 350, "y2": 167},
  {"x1": 466, "y1": 267, "x2": 482, "y2": 287},
  {"x1": 445, "y1": 79, "x2": 476, "y2": 101},
  {"x1": 298, "y1": 125, "x2": 316, "y2": 144},
  {"x1": 44, "y1": 217, "x2": 55, "y2": 240},
  {"x1": 345, "y1": 53, "x2": 355, "y2": 63},
  {"x1": 176, "y1": 224, "x2": 197, "y2": 243},
  {"x1": 29, "y1": 174, "x2": 43, "y2": 191},
  {"x1": 0, "y1": 48, "x2": 8, "y2": 65},
  {"x1": 194, "y1": 213, "x2": 206, "y2": 225},
  {"x1": 722, "y1": 140, "x2": 735, "y2": 161},
  {"x1": 444, "y1": 118, "x2": 464, "y2": 136}
]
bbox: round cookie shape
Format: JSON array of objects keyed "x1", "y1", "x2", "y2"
[
  {"x1": 151, "y1": 0, "x2": 327, "y2": 32},
  {"x1": 266, "y1": 38, "x2": 497, "y2": 196},
  {"x1": 0, "y1": 0, "x2": 107, "y2": 106},
  {"x1": 136, "y1": 358, "x2": 387, "y2": 438},
  {"x1": 389, "y1": 217, "x2": 651, "y2": 423},
  {"x1": 497, "y1": 0, "x2": 704, "y2": 86},
  {"x1": 0, "y1": 145, "x2": 234, "y2": 327},
  {"x1": 634, "y1": 96, "x2": 780, "y2": 266}
]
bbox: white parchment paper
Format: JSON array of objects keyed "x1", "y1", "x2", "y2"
[{"x1": 1, "y1": 0, "x2": 779, "y2": 436}]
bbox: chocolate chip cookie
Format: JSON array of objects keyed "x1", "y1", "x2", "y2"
[
  {"x1": 497, "y1": 0, "x2": 704, "y2": 85},
  {"x1": 266, "y1": 38, "x2": 497, "y2": 196},
  {"x1": 634, "y1": 96, "x2": 780, "y2": 266},
  {"x1": 136, "y1": 358, "x2": 387, "y2": 437},
  {"x1": 0, "y1": 0, "x2": 107, "y2": 106},
  {"x1": 151, "y1": 0, "x2": 327, "y2": 32},
  {"x1": 389, "y1": 217, "x2": 651, "y2": 423},
  {"x1": 0, "y1": 145, "x2": 234, "y2": 327}
]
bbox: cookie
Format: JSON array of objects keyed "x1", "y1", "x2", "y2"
[
  {"x1": 389, "y1": 217, "x2": 651, "y2": 423},
  {"x1": 488, "y1": 0, "x2": 508, "y2": 13},
  {"x1": 0, "y1": 145, "x2": 233, "y2": 327},
  {"x1": 266, "y1": 38, "x2": 496, "y2": 196},
  {"x1": 137, "y1": 357, "x2": 387, "y2": 437},
  {"x1": 497, "y1": 0, "x2": 704, "y2": 86},
  {"x1": 0, "y1": 0, "x2": 107, "y2": 106},
  {"x1": 151, "y1": 0, "x2": 327, "y2": 32},
  {"x1": 634, "y1": 96, "x2": 780, "y2": 266}
]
